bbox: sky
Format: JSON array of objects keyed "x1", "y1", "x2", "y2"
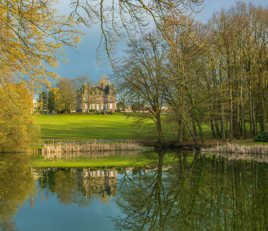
[{"x1": 52, "y1": 0, "x2": 268, "y2": 83}]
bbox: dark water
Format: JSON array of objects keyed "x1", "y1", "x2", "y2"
[{"x1": 1, "y1": 152, "x2": 268, "y2": 231}]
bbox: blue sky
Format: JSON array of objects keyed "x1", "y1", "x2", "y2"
[
  {"x1": 52, "y1": 0, "x2": 268, "y2": 83},
  {"x1": 196, "y1": 0, "x2": 267, "y2": 22}
]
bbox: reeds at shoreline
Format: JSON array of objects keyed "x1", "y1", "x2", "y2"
[
  {"x1": 37, "y1": 150, "x2": 140, "y2": 160},
  {"x1": 203, "y1": 143, "x2": 268, "y2": 155},
  {"x1": 33, "y1": 140, "x2": 144, "y2": 156}
]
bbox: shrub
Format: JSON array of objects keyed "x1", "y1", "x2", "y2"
[{"x1": 254, "y1": 130, "x2": 268, "y2": 142}]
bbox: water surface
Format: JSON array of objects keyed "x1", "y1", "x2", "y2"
[{"x1": 1, "y1": 152, "x2": 268, "y2": 231}]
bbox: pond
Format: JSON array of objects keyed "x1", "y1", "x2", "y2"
[{"x1": 0, "y1": 152, "x2": 268, "y2": 231}]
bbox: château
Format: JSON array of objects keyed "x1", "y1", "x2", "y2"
[{"x1": 77, "y1": 78, "x2": 117, "y2": 112}]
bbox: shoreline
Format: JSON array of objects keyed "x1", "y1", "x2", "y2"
[{"x1": 3, "y1": 138, "x2": 268, "y2": 168}]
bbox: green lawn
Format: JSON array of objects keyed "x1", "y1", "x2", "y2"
[
  {"x1": 34, "y1": 113, "x2": 268, "y2": 145},
  {"x1": 35, "y1": 113, "x2": 156, "y2": 140}
]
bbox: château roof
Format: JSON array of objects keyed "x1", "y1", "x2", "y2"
[{"x1": 80, "y1": 78, "x2": 116, "y2": 96}]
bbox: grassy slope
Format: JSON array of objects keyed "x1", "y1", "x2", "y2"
[
  {"x1": 35, "y1": 113, "x2": 156, "y2": 140},
  {"x1": 34, "y1": 113, "x2": 266, "y2": 144}
]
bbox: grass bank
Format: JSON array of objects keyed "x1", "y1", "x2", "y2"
[{"x1": 31, "y1": 152, "x2": 177, "y2": 168}]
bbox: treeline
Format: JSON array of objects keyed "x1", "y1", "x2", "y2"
[
  {"x1": 38, "y1": 78, "x2": 76, "y2": 114},
  {"x1": 205, "y1": 3, "x2": 268, "y2": 139},
  {"x1": 117, "y1": 2, "x2": 268, "y2": 143},
  {"x1": 38, "y1": 75, "x2": 90, "y2": 113}
]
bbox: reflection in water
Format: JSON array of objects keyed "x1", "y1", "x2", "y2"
[
  {"x1": 0, "y1": 154, "x2": 34, "y2": 231},
  {"x1": 115, "y1": 153, "x2": 268, "y2": 231},
  {"x1": 35, "y1": 168, "x2": 119, "y2": 206},
  {"x1": 1, "y1": 152, "x2": 268, "y2": 231},
  {"x1": 215, "y1": 152, "x2": 268, "y2": 164}
]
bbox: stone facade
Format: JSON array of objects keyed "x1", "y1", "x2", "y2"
[{"x1": 77, "y1": 79, "x2": 117, "y2": 112}]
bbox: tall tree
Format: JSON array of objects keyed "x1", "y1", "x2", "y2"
[
  {"x1": 54, "y1": 78, "x2": 77, "y2": 113},
  {"x1": 204, "y1": 2, "x2": 268, "y2": 139},
  {"x1": 163, "y1": 15, "x2": 207, "y2": 144},
  {"x1": 48, "y1": 88, "x2": 57, "y2": 113},
  {"x1": 116, "y1": 33, "x2": 168, "y2": 144}
]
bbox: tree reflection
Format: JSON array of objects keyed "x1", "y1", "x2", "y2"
[
  {"x1": 115, "y1": 152, "x2": 268, "y2": 231},
  {"x1": 0, "y1": 154, "x2": 34, "y2": 231},
  {"x1": 114, "y1": 151, "x2": 168, "y2": 231},
  {"x1": 53, "y1": 169, "x2": 81, "y2": 205},
  {"x1": 37, "y1": 168, "x2": 119, "y2": 207}
]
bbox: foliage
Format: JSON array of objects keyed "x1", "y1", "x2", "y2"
[
  {"x1": 116, "y1": 2, "x2": 268, "y2": 143},
  {"x1": 0, "y1": 83, "x2": 39, "y2": 152},
  {"x1": 202, "y1": 3, "x2": 268, "y2": 139},
  {"x1": 48, "y1": 88, "x2": 56, "y2": 113},
  {"x1": 0, "y1": 0, "x2": 80, "y2": 86},
  {"x1": 116, "y1": 33, "x2": 168, "y2": 144},
  {"x1": 115, "y1": 102, "x2": 124, "y2": 112},
  {"x1": 254, "y1": 131, "x2": 268, "y2": 142},
  {"x1": 0, "y1": 0, "x2": 80, "y2": 152},
  {"x1": 54, "y1": 78, "x2": 77, "y2": 113}
]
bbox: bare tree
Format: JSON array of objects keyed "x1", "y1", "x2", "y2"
[
  {"x1": 70, "y1": 0, "x2": 203, "y2": 58},
  {"x1": 163, "y1": 15, "x2": 208, "y2": 144},
  {"x1": 73, "y1": 75, "x2": 91, "y2": 90},
  {"x1": 116, "y1": 33, "x2": 168, "y2": 144}
]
